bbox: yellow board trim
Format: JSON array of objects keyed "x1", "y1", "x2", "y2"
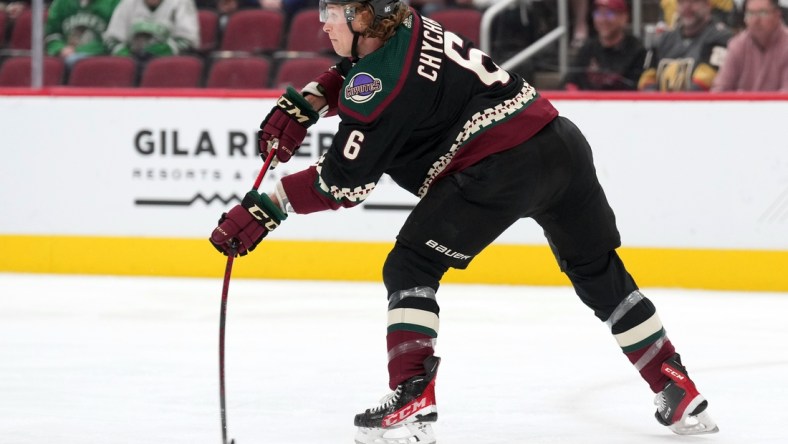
[{"x1": 1, "y1": 235, "x2": 786, "y2": 292}]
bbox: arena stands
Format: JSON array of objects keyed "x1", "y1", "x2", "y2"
[{"x1": 0, "y1": 2, "x2": 652, "y2": 90}]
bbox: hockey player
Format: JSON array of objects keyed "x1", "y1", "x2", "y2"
[{"x1": 209, "y1": 0, "x2": 719, "y2": 442}]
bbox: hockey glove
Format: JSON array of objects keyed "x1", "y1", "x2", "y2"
[
  {"x1": 258, "y1": 86, "x2": 319, "y2": 165},
  {"x1": 210, "y1": 190, "x2": 288, "y2": 257}
]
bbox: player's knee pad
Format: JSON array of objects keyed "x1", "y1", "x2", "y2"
[{"x1": 383, "y1": 242, "x2": 447, "y2": 297}]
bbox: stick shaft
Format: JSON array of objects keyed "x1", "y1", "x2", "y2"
[
  {"x1": 253, "y1": 148, "x2": 277, "y2": 190},
  {"x1": 219, "y1": 251, "x2": 235, "y2": 444},
  {"x1": 218, "y1": 148, "x2": 276, "y2": 444}
]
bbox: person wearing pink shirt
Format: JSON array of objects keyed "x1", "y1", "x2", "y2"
[{"x1": 712, "y1": 0, "x2": 788, "y2": 91}]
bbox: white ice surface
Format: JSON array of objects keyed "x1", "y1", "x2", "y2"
[{"x1": 1, "y1": 273, "x2": 786, "y2": 444}]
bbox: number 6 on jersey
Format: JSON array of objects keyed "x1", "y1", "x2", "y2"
[{"x1": 343, "y1": 130, "x2": 365, "y2": 160}]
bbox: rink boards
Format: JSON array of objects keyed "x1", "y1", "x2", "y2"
[{"x1": 0, "y1": 90, "x2": 786, "y2": 291}]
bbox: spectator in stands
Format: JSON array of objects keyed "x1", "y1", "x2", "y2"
[
  {"x1": 712, "y1": 0, "x2": 788, "y2": 91},
  {"x1": 660, "y1": 0, "x2": 738, "y2": 28},
  {"x1": 45, "y1": 0, "x2": 120, "y2": 66},
  {"x1": 638, "y1": 0, "x2": 732, "y2": 91},
  {"x1": 103, "y1": 0, "x2": 199, "y2": 60},
  {"x1": 563, "y1": 0, "x2": 646, "y2": 90}
]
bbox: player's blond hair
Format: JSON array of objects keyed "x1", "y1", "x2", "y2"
[{"x1": 353, "y1": 2, "x2": 411, "y2": 41}]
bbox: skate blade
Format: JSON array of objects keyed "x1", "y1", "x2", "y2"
[
  {"x1": 354, "y1": 422, "x2": 436, "y2": 444},
  {"x1": 669, "y1": 410, "x2": 719, "y2": 435}
]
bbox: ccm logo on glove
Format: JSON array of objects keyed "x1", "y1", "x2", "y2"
[
  {"x1": 210, "y1": 190, "x2": 287, "y2": 257},
  {"x1": 258, "y1": 86, "x2": 320, "y2": 165},
  {"x1": 248, "y1": 203, "x2": 281, "y2": 231},
  {"x1": 277, "y1": 95, "x2": 314, "y2": 125}
]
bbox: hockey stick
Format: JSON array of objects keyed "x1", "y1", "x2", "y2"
[
  {"x1": 219, "y1": 246, "x2": 237, "y2": 444},
  {"x1": 218, "y1": 146, "x2": 278, "y2": 444}
]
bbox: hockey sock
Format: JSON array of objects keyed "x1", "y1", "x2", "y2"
[
  {"x1": 562, "y1": 252, "x2": 675, "y2": 392},
  {"x1": 606, "y1": 290, "x2": 676, "y2": 392},
  {"x1": 386, "y1": 286, "x2": 440, "y2": 390}
]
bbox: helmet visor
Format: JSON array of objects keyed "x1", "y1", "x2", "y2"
[{"x1": 319, "y1": 0, "x2": 356, "y2": 24}]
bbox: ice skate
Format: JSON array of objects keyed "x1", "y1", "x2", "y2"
[
  {"x1": 654, "y1": 353, "x2": 719, "y2": 435},
  {"x1": 354, "y1": 356, "x2": 440, "y2": 444}
]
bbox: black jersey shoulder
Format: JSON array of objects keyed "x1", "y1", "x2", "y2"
[{"x1": 338, "y1": 13, "x2": 421, "y2": 122}]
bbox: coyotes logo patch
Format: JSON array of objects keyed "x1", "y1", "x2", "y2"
[{"x1": 344, "y1": 73, "x2": 383, "y2": 104}]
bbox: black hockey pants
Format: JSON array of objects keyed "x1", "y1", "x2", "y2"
[{"x1": 383, "y1": 116, "x2": 639, "y2": 321}]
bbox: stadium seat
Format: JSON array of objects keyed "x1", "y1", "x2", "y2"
[
  {"x1": 8, "y1": 8, "x2": 33, "y2": 51},
  {"x1": 197, "y1": 9, "x2": 219, "y2": 53},
  {"x1": 427, "y1": 8, "x2": 482, "y2": 47},
  {"x1": 272, "y1": 56, "x2": 338, "y2": 89},
  {"x1": 0, "y1": 56, "x2": 65, "y2": 86},
  {"x1": 139, "y1": 56, "x2": 204, "y2": 88},
  {"x1": 283, "y1": 9, "x2": 332, "y2": 54},
  {"x1": 1, "y1": 8, "x2": 50, "y2": 55},
  {"x1": 68, "y1": 56, "x2": 136, "y2": 87},
  {"x1": 205, "y1": 57, "x2": 271, "y2": 89},
  {"x1": 0, "y1": 10, "x2": 7, "y2": 48},
  {"x1": 219, "y1": 10, "x2": 284, "y2": 54}
]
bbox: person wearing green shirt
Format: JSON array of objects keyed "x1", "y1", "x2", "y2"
[{"x1": 45, "y1": 0, "x2": 121, "y2": 64}]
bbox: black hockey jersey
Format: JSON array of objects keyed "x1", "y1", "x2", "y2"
[{"x1": 281, "y1": 10, "x2": 558, "y2": 214}]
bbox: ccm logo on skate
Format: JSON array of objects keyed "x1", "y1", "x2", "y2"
[
  {"x1": 663, "y1": 366, "x2": 686, "y2": 382},
  {"x1": 425, "y1": 240, "x2": 471, "y2": 260},
  {"x1": 382, "y1": 398, "x2": 429, "y2": 427}
]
